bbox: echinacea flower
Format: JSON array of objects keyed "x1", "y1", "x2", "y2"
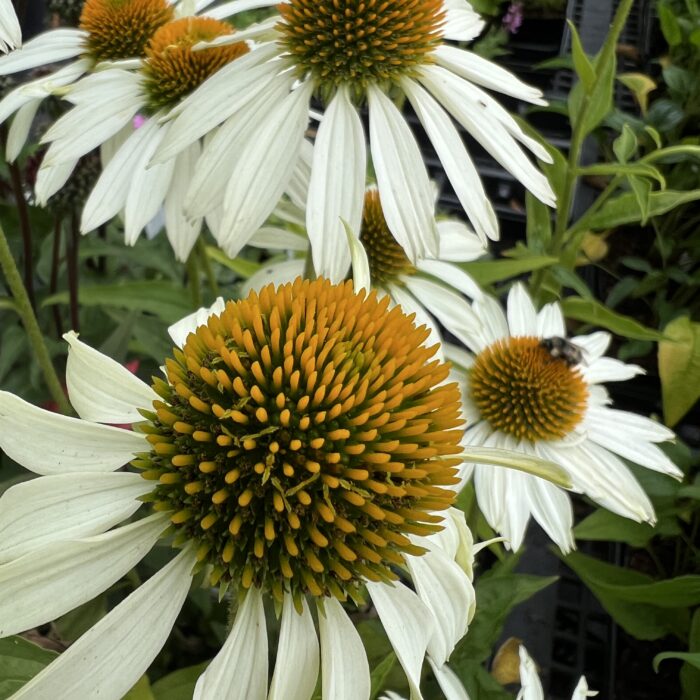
[
  {"x1": 0, "y1": 278, "x2": 477, "y2": 699},
  {"x1": 451, "y1": 283, "x2": 681, "y2": 551},
  {"x1": 0, "y1": 0, "x2": 20, "y2": 52},
  {"x1": 152, "y1": 0, "x2": 555, "y2": 267}
]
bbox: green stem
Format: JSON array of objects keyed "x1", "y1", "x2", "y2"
[
  {"x1": 197, "y1": 238, "x2": 220, "y2": 299},
  {"x1": 186, "y1": 249, "x2": 202, "y2": 308},
  {"x1": 0, "y1": 222, "x2": 72, "y2": 414}
]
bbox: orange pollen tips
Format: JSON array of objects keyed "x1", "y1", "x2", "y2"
[
  {"x1": 135, "y1": 278, "x2": 463, "y2": 604},
  {"x1": 79, "y1": 0, "x2": 174, "y2": 62},
  {"x1": 142, "y1": 17, "x2": 249, "y2": 111},
  {"x1": 277, "y1": 0, "x2": 446, "y2": 91},
  {"x1": 360, "y1": 189, "x2": 416, "y2": 286},
  {"x1": 470, "y1": 336, "x2": 589, "y2": 442}
]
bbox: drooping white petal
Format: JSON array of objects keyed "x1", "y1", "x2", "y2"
[
  {"x1": 517, "y1": 646, "x2": 544, "y2": 700},
  {"x1": 584, "y1": 406, "x2": 680, "y2": 476},
  {"x1": 217, "y1": 80, "x2": 313, "y2": 258},
  {"x1": 345, "y1": 222, "x2": 371, "y2": 294},
  {"x1": 64, "y1": 331, "x2": 158, "y2": 423},
  {"x1": 443, "y1": 341, "x2": 474, "y2": 371},
  {"x1": 0, "y1": 29, "x2": 85, "y2": 75},
  {"x1": 388, "y1": 283, "x2": 444, "y2": 360},
  {"x1": 0, "y1": 391, "x2": 146, "y2": 475},
  {"x1": 442, "y1": 0, "x2": 485, "y2": 41},
  {"x1": 536, "y1": 302, "x2": 566, "y2": 337},
  {"x1": 318, "y1": 597, "x2": 371, "y2": 700},
  {"x1": 34, "y1": 157, "x2": 79, "y2": 205},
  {"x1": 368, "y1": 84, "x2": 438, "y2": 261},
  {"x1": 571, "y1": 675, "x2": 597, "y2": 699},
  {"x1": 0, "y1": 513, "x2": 168, "y2": 637},
  {"x1": 406, "y1": 546, "x2": 474, "y2": 665},
  {"x1": 11, "y1": 546, "x2": 195, "y2": 700},
  {"x1": 416, "y1": 259, "x2": 482, "y2": 300},
  {"x1": 368, "y1": 580, "x2": 433, "y2": 700},
  {"x1": 507, "y1": 283, "x2": 538, "y2": 336},
  {"x1": 240, "y1": 259, "x2": 306, "y2": 297},
  {"x1": 435, "y1": 45, "x2": 547, "y2": 105},
  {"x1": 435, "y1": 219, "x2": 488, "y2": 261},
  {"x1": 428, "y1": 659, "x2": 470, "y2": 700},
  {"x1": 194, "y1": 588, "x2": 268, "y2": 700},
  {"x1": 164, "y1": 141, "x2": 203, "y2": 262},
  {"x1": 248, "y1": 226, "x2": 309, "y2": 252},
  {"x1": 286, "y1": 138, "x2": 313, "y2": 209},
  {"x1": 0, "y1": 0, "x2": 21, "y2": 52},
  {"x1": 402, "y1": 275, "x2": 481, "y2": 348},
  {"x1": 419, "y1": 65, "x2": 555, "y2": 206},
  {"x1": 401, "y1": 77, "x2": 497, "y2": 243},
  {"x1": 0, "y1": 471, "x2": 149, "y2": 563},
  {"x1": 153, "y1": 44, "x2": 282, "y2": 163},
  {"x1": 269, "y1": 595, "x2": 319, "y2": 700},
  {"x1": 168, "y1": 297, "x2": 226, "y2": 348},
  {"x1": 6, "y1": 98, "x2": 40, "y2": 160},
  {"x1": 307, "y1": 84, "x2": 365, "y2": 282},
  {"x1": 581, "y1": 357, "x2": 644, "y2": 384}
]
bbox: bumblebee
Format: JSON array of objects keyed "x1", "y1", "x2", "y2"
[{"x1": 540, "y1": 336, "x2": 585, "y2": 367}]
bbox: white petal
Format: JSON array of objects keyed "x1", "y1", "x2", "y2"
[
  {"x1": 240, "y1": 258, "x2": 306, "y2": 297},
  {"x1": 388, "y1": 283, "x2": 444, "y2": 360},
  {"x1": 570, "y1": 331, "x2": 611, "y2": 362},
  {"x1": 12, "y1": 547, "x2": 195, "y2": 700},
  {"x1": 518, "y1": 646, "x2": 544, "y2": 700},
  {"x1": 34, "y1": 157, "x2": 78, "y2": 205},
  {"x1": 0, "y1": 471, "x2": 149, "y2": 563},
  {"x1": 194, "y1": 588, "x2": 268, "y2": 700},
  {"x1": 168, "y1": 297, "x2": 226, "y2": 348},
  {"x1": 402, "y1": 275, "x2": 480, "y2": 347},
  {"x1": 435, "y1": 219, "x2": 488, "y2": 261},
  {"x1": 401, "y1": 77, "x2": 497, "y2": 243},
  {"x1": 536, "y1": 302, "x2": 565, "y2": 337},
  {"x1": 0, "y1": 391, "x2": 146, "y2": 475},
  {"x1": 407, "y1": 546, "x2": 474, "y2": 665},
  {"x1": 416, "y1": 259, "x2": 482, "y2": 300},
  {"x1": 318, "y1": 597, "x2": 370, "y2": 700},
  {"x1": 269, "y1": 595, "x2": 319, "y2": 700},
  {"x1": 207, "y1": 0, "x2": 281, "y2": 19},
  {"x1": 217, "y1": 81, "x2": 313, "y2": 258},
  {"x1": 248, "y1": 226, "x2": 309, "y2": 252},
  {"x1": 345, "y1": 224, "x2": 371, "y2": 295},
  {"x1": 164, "y1": 141, "x2": 203, "y2": 262},
  {"x1": 368, "y1": 84, "x2": 438, "y2": 261},
  {"x1": 443, "y1": 341, "x2": 473, "y2": 371},
  {"x1": 435, "y1": 45, "x2": 547, "y2": 106},
  {"x1": 368, "y1": 580, "x2": 433, "y2": 699},
  {"x1": 571, "y1": 676, "x2": 597, "y2": 699},
  {"x1": 307, "y1": 85, "x2": 365, "y2": 282},
  {"x1": 64, "y1": 331, "x2": 158, "y2": 423},
  {"x1": 0, "y1": 0, "x2": 21, "y2": 51},
  {"x1": 581, "y1": 357, "x2": 644, "y2": 384},
  {"x1": 6, "y1": 98, "x2": 40, "y2": 160},
  {"x1": 584, "y1": 406, "x2": 680, "y2": 476},
  {"x1": 472, "y1": 293, "x2": 509, "y2": 350},
  {"x1": 442, "y1": 0, "x2": 485, "y2": 41},
  {"x1": 0, "y1": 513, "x2": 167, "y2": 637},
  {"x1": 428, "y1": 660, "x2": 470, "y2": 700},
  {"x1": 286, "y1": 138, "x2": 313, "y2": 209},
  {"x1": 507, "y1": 283, "x2": 538, "y2": 336},
  {"x1": 0, "y1": 29, "x2": 85, "y2": 75}
]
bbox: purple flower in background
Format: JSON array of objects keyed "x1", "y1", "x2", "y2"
[{"x1": 503, "y1": 2, "x2": 524, "y2": 33}]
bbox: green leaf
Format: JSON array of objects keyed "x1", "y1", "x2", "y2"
[
  {"x1": 369, "y1": 652, "x2": 397, "y2": 700},
  {"x1": 681, "y1": 610, "x2": 700, "y2": 699},
  {"x1": 613, "y1": 123, "x2": 638, "y2": 162},
  {"x1": 629, "y1": 175, "x2": 653, "y2": 225},
  {"x1": 151, "y1": 662, "x2": 209, "y2": 700},
  {"x1": 55, "y1": 594, "x2": 107, "y2": 643},
  {"x1": 573, "y1": 508, "x2": 655, "y2": 547},
  {"x1": 0, "y1": 636, "x2": 57, "y2": 699},
  {"x1": 654, "y1": 652, "x2": 700, "y2": 674},
  {"x1": 586, "y1": 189, "x2": 700, "y2": 229},
  {"x1": 561, "y1": 297, "x2": 663, "y2": 340},
  {"x1": 525, "y1": 191, "x2": 552, "y2": 251},
  {"x1": 576, "y1": 162, "x2": 664, "y2": 187},
  {"x1": 642, "y1": 145, "x2": 700, "y2": 165},
  {"x1": 561, "y1": 551, "x2": 689, "y2": 640},
  {"x1": 123, "y1": 675, "x2": 155, "y2": 700},
  {"x1": 658, "y1": 1, "x2": 682, "y2": 45},
  {"x1": 568, "y1": 44, "x2": 615, "y2": 135},
  {"x1": 567, "y1": 20, "x2": 596, "y2": 91},
  {"x1": 42, "y1": 282, "x2": 193, "y2": 325},
  {"x1": 617, "y1": 73, "x2": 657, "y2": 114},
  {"x1": 459, "y1": 256, "x2": 558, "y2": 286},
  {"x1": 451, "y1": 565, "x2": 557, "y2": 664},
  {"x1": 205, "y1": 246, "x2": 262, "y2": 278},
  {"x1": 451, "y1": 661, "x2": 512, "y2": 700},
  {"x1": 0, "y1": 297, "x2": 17, "y2": 312},
  {"x1": 658, "y1": 317, "x2": 700, "y2": 427}
]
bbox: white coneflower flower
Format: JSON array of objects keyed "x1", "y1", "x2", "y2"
[
  {"x1": 0, "y1": 0, "x2": 175, "y2": 161},
  {"x1": 451, "y1": 283, "x2": 681, "y2": 552},
  {"x1": 152, "y1": 0, "x2": 555, "y2": 266},
  {"x1": 0, "y1": 278, "x2": 476, "y2": 700},
  {"x1": 0, "y1": 0, "x2": 20, "y2": 52}
]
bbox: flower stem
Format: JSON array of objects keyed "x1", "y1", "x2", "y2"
[
  {"x1": 7, "y1": 157, "x2": 36, "y2": 309},
  {"x1": 197, "y1": 238, "x2": 220, "y2": 299},
  {"x1": 50, "y1": 215, "x2": 64, "y2": 338},
  {"x1": 186, "y1": 249, "x2": 202, "y2": 308},
  {"x1": 0, "y1": 221, "x2": 72, "y2": 414},
  {"x1": 67, "y1": 210, "x2": 80, "y2": 332}
]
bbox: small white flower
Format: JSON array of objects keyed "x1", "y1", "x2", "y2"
[{"x1": 451, "y1": 283, "x2": 681, "y2": 552}]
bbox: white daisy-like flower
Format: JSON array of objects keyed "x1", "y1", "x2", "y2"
[
  {"x1": 0, "y1": 278, "x2": 477, "y2": 700},
  {"x1": 0, "y1": 0, "x2": 20, "y2": 52},
  {"x1": 239, "y1": 187, "x2": 487, "y2": 359},
  {"x1": 151, "y1": 0, "x2": 555, "y2": 267},
  {"x1": 451, "y1": 283, "x2": 681, "y2": 552},
  {"x1": 0, "y1": 0, "x2": 176, "y2": 162}
]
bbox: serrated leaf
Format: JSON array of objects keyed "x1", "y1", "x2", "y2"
[
  {"x1": 561, "y1": 296, "x2": 663, "y2": 340},
  {"x1": 658, "y1": 316, "x2": 700, "y2": 427}
]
